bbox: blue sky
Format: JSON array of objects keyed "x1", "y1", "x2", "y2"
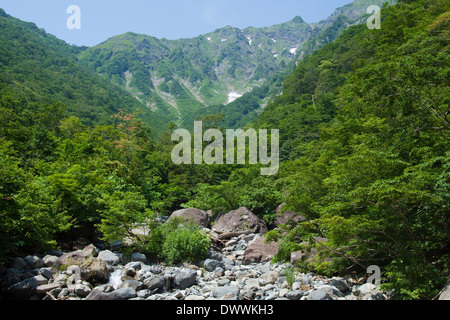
[{"x1": 0, "y1": 0, "x2": 354, "y2": 47}]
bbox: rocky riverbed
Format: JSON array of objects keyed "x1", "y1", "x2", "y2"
[
  {"x1": 2, "y1": 206, "x2": 448, "y2": 301},
  {"x1": 0, "y1": 230, "x2": 388, "y2": 301}
]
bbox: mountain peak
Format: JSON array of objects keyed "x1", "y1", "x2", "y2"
[{"x1": 291, "y1": 16, "x2": 304, "y2": 24}]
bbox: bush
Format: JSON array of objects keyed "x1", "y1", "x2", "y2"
[{"x1": 161, "y1": 220, "x2": 211, "y2": 265}]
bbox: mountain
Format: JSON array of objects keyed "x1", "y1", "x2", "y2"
[
  {"x1": 78, "y1": 0, "x2": 396, "y2": 128},
  {"x1": 0, "y1": 8, "x2": 169, "y2": 133}
]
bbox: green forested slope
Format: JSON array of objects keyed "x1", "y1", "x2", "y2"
[{"x1": 0, "y1": 9, "x2": 169, "y2": 132}]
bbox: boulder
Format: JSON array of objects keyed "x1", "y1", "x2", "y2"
[
  {"x1": 143, "y1": 276, "x2": 165, "y2": 291},
  {"x1": 80, "y1": 258, "x2": 110, "y2": 283},
  {"x1": 174, "y1": 269, "x2": 197, "y2": 289},
  {"x1": 272, "y1": 203, "x2": 306, "y2": 227},
  {"x1": 204, "y1": 259, "x2": 224, "y2": 272},
  {"x1": 24, "y1": 255, "x2": 45, "y2": 269},
  {"x1": 242, "y1": 236, "x2": 278, "y2": 265},
  {"x1": 8, "y1": 275, "x2": 48, "y2": 299},
  {"x1": 97, "y1": 250, "x2": 120, "y2": 265},
  {"x1": 118, "y1": 280, "x2": 143, "y2": 291},
  {"x1": 73, "y1": 283, "x2": 92, "y2": 297},
  {"x1": 286, "y1": 290, "x2": 304, "y2": 300},
  {"x1": 307, "y1": 285, "x2": 344, "y2": 300},
  {"x1": 131, "y1": 252, "x2": 147, "y2": 263},
  {"x1": 54, "y1": 250, "x2": 89, "y2": 267},
  {"x1": 35, "y1": 282, "x2": 61, "y2": 296},
  {"x1": 212, "y1": 207, "x2": 268, "y2": 234},
  {"x1": 169, "y1": 208, "x2": 212, "y2": 228},
  {"x1": 213, "y1": 286, "x2": 240, "y2": 299},
  {"x1": 39, "y1": 268, "x2": 53, "y2": 280},
  {"x1": 42, "y1": 255, "x2": 58, "y2": 267}
]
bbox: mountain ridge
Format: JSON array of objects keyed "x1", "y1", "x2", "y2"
[{"x1": 78, "y1": 0, "x2": 396, "y2": 127}]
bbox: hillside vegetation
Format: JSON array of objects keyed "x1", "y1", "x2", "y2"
[{"x1": 0, "y1": 0, "x2": 448, "y2": 300}]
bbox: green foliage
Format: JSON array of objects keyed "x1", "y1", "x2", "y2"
[
  {"x1": 160, "y1": 219, "x2": 211, "y2": 265},
  {"x1": 251, "y1": 0, "x2": 450, "y2": 299},
  {"x1": 284, "y1": 264, "x2": 296, "y2": 289}
]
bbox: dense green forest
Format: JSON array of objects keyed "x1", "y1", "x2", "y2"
[{"x1": 0, "y1": 0, "x2": 449, "y2": 300}]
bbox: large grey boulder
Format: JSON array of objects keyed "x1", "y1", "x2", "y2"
[
  {"x1": 170, "y1": 208, "x2": 212, "y2": 228},
  {"x1": 204, "y1": 259, "x2": 224, "y2": 272},
  {"x1": 212, "y1": 207, "x2": 268, "y2": 234},
  {"x1": 143, "y1": 276, "x2": 165, "y2": 291},
  {"x1": 174, "y1": 269, "x2": 197, "y2": 289},
  {"x1": 8, "y1": 275, "x2": 48, "y2": 299},
  {"x1": 24, "y1": 255, "x2": 45, "y2": 269}
]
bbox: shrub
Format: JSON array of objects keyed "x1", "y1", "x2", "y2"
[{"x1": 161, "y1": 220, "x2": 211, "y2": 265}]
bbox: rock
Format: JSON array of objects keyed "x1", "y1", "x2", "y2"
[
  {"x1": 8, "y1": 275, "x2": 48, "y2": 299},
  {"x1": 73, "y1": 283, "x2": 92, "y2": 297},
  {"x1": 118, "y1": 280, "x2": 143, "y2": 291},
  {"x1": 261, "y1": 271, "x2": 279, "y2": 285},
  {"x1": 24, "y1": 255, "x2": 45, "y2": 269},
  {"x1": 42, "y1": 255, "x2": 58, "y2": 267},
  {"x1": 286, "y1": 290, "x2": 304, "y2": 300},
  {"x1": 143, "y1": 276, "x2": 165, "y2": 291},
  {"x1": 0, "y1": 272, "x2": 22, "y2": 289},
  {"x1": 242, "y1": 236, "x2": 278, "y2": 265},
  {"x1": 97, "y1": 250, "x2": 120, "y2": 265},
  {"x1": 439, "y1": 279, "x2": 450, "y2": 300},
  {"x1": 204, "y1": 259, "x2": 224, "y2": 272},
  {"x1": 54, "y1": 250, "x2": 89, "y2": 267},
  {"x1": 47, "y1": 249, "x2": 63, "y2": 257},
  {"x1": 212, "y1": 207, "x2": 268, "y2": 234},
  {"x1": 307, "y1": 285, "x2": 344, "y2": 300},
  {"x1": 213, "y1": 286, "x2": 240, "y2": 299},
  {"x1": 82, "y1": 244, "x2": 99, "y2": 257},
  {"x1": 170, "y1": 208, "x2": 212, "y2": 228},
  {"x1": 35, "y1": 283, "x2": 61, "y2": 296},
  {"x1": 244, "y1": 278, "x2": 260, "y2": 290},
  {"x1": 10, "y1": 257, "x2": 27, "y2": 270},
  {"x1": 358, "y1": 283, "x2": 382, "y2": 297},
  {"x1": 86, "y1": 287, "x2": 136, "y2": 300},
  {"x1": 131, "y1": 252, "x2": 147, "y2": 263},
  {"x1": 80, "y1": 258, "x2": 110, "y2": 283},
  {"x1": 39, "y1": 268, "x2": 53, "y2": 280},
  {"x1": 136, "y1": 289, "x2": 152, "y2": 299},
  {"x1": 125, "y1": 261, "x2": 142, "y2": 270},
  {"x1": 174, "y1": 269, "x2": 197, "y2": 289},
  {"x1": 331, "y1": 277, "x2": 349, "y2": 292}
]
